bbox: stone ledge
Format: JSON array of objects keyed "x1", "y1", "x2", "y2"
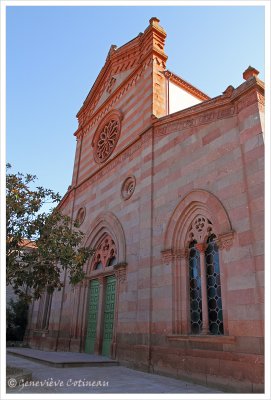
[
  {"x1": 7, "y1": 348, "x2": 119, "y2": 368},
  {"x1": 167, "y1": 335, "x2": 236, "y2": 344}
]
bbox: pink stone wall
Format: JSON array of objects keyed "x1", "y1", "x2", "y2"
[
  {"x1": 26, "y1": 19, "x2": 264, "y2": 393},
  {"x1": 146, "y1": 82, "x2": 264, "y2": 392}
]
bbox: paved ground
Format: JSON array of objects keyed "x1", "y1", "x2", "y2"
[
  {"x1": 6, "y1": 351, "x2": 222, "y2": 394},
  {"x1": 7, "y1": 347, "x2": 118, "y2": 367}
]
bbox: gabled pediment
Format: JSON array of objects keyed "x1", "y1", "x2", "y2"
[
  {"x1": 74, "y1": 17, "x2": 169, "y2": 137},
  {"x1": 76, "y1": 33, "x2": 143, "y2": 126},
  {"x1": 93, "y1": 68, "x2": 135, "y2": 113}
]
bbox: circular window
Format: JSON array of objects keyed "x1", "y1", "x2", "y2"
[
  {"x1": 92, "y1": 110, "x2": 122, "y2": 164},
  {"x1": 121, "y1": 176, "x2": 136, "y2": 200},
  {"x1": 75, "y1": 207, "x2": 86, "y2": 226}
]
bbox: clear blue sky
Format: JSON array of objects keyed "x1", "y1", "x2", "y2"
[{"x1": 6, "y1": 5, "x2": 265, "y2": 198}]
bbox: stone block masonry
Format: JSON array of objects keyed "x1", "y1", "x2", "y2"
[{"x1": 26, "y1": 19, "x2": 265, "y2": 394}]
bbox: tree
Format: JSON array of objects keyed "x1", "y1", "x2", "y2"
[
  {"x1": 6, "y1": 298, "x2": 29, "y2": 342},
  {"x1": 6, "y1": 164, "x2": 94, "y2": 302}
]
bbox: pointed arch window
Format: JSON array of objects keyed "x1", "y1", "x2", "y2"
[
  {"x1": 36, "y1": 289, "x2": 53, "y2": 330},
  {"x1": 163, "y1": 190, "x2": 234, "y2": 340},
  {"x1": 188, "y1": 217, "x2": 223, "y2": 335}
]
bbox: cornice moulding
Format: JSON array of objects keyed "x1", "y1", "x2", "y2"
[
  {"x1": 167, "y1": 335, "x2": 236, "y2": 344},
  {"x1": 74, "y1": 55, "x2": 154, "y2": 137},
  {"x1": 165, "y1": 70, "x2": 210, "y2": 101},
  {"x1": 76, "y1": 21, "x2": 167, "y2": 123},
  {"x1": 153, "y1": 77, "x2": 264, "y2": 129},
  {"x1": 77, "y1": 38, "x2": 143, "y2": 118},
  {"x1": 72, "y1": 125, "x2": 153, "y2": 196}
]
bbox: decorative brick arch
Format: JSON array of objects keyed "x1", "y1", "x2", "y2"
[
  {"x1": 84, "y1": 211, "x2": 126, "y2": 273},
  {"x1": 162, "y1": 189, "x2": 234, "y2": 336},
  {"x1": 164, "y1": 189, "x2": 233, "y2": 252},
  {"x1": 90, "y1": 233, "x2": 118, "y2": 271}
]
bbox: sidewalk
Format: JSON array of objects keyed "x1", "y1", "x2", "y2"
[
  {"x1": 6, "y1": 349, "x2": 222, "y2": 394},
  {"x1": 7, "y1": 347, "x2": 119, "y2": 367}
]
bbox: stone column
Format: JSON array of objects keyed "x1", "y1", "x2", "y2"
[
  {"x1": 74, "y1": 283, "x2": 82, "y2": 338},
  {"x1": 69, "y1": 283, "x2": 83, "y2": 352},
  {"x1": 79, "y1": 279, "x2": 89, "y2": 352},
  {"x1": 69, "y1": 286, "x2": 78, "y2": 339},
  {"x1": 161, "y1": 249, "x2": 176, "y2": 333},
  {"x1": 112, "y1": 262, "x2": 127, "y2": 358},
  {"x1": 94, "y1": 276, "x2": 105, "y2": 354},
  {"x1": 196, "y1": 243, "x2": 209, "y2": 335},
  {"x1": 179, "y1": 248, "x2": 189, "y2": 334},
  {"x1": 217, "y1": 231, "x2": 235, "y2": 335}
]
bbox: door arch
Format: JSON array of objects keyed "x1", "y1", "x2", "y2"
[{"x1": 83, "y1": 212, "x2": 127, "y2": 357}]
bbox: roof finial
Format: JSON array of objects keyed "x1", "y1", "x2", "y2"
[
  {"x1": 149, "y1": 17, "x2": 160, "y2": 26},
  {"x1": 243, "y1": 66, "x2": 259, "y2": 80}
]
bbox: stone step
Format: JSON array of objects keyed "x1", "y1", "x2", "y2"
[{"x1": 7, "y1": 348, "x2": 119, "y2": 368}]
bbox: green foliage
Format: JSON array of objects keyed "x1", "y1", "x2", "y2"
[
  {"x1": 6, "y1": 298, "x2": 29, "y2": 341},
  {"x1": 6, "y1": 164, "x2": 94, "y2": 301}
]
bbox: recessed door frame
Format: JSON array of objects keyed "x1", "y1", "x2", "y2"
[{"x1": 84, "y1": 272, "x2": 117, "y2": 358}]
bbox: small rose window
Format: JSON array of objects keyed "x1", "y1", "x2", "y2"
[
  {"x1": 121, "y1": 176, "x2": 136, "y2": 200},
  {"x1": 75, "y1": 207, "x2": 86, "y2": 226}
]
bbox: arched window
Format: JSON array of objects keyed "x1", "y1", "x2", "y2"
[
  {"x1": 188, "y1": 217, "x2": 223, "y2": 335},
  {"x1": 36, "y1": 289, "x2": 53, "y2": 330},
  {"x1": 162, "y1": 190, "x2": 234, "y2": 338}
]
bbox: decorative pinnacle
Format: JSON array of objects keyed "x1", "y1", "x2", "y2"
[
  {"x1": 109, "y1": 44, "x2": 117, "y2": 53},
  {"x1": 243, "y1": 66, "x2": 259, "y2": 80},
  {"x1": 149, "y1": 17, "x2": 160, "y2": 26},
  {"x1": 106, "y1": 44, "x2": 117, "y2": 60}
]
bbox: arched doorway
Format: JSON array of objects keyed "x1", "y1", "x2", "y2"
[{"x1": 83, "y1": 213, "x2": 127, "y2": 358}]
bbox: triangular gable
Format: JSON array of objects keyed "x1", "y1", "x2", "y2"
[
  {"x1": 93, "y1": 68, "x2": 135, "y2": 113},
  {"x1": 76, "y1": 33, "x2": 143, "y2": 126}
]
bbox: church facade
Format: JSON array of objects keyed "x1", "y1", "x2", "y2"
[{"x1": 25, "y1": 18, "x2": 265, "y2": 393}]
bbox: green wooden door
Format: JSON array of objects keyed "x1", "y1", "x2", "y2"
[
  {"x1": 85, "y1": 279, "x2": 100, "y2": 353},
  {"x1": 102, "y1": 275, "x2": 116, "y2": 357}
]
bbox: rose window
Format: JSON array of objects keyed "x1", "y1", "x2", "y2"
[
  {"x1": 92, "y1": 111, "x2": 120, "y2": 164},
  {"x1": 75, "y1": 207, "x2": 86, "y2": 226}
]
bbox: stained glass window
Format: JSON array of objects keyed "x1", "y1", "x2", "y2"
[
  {"x1": 189, "y1": 240, "x2": 202, "y2": 334},
  {"x1": 107, "y1": 256, "x2": 117, "y2": 267},
  {"x1": 205, "y1": 234, "x2": 224, "y2": 335},
  {"x1": 95, "y1": 261, "x2": 103, "y2": 270}
]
